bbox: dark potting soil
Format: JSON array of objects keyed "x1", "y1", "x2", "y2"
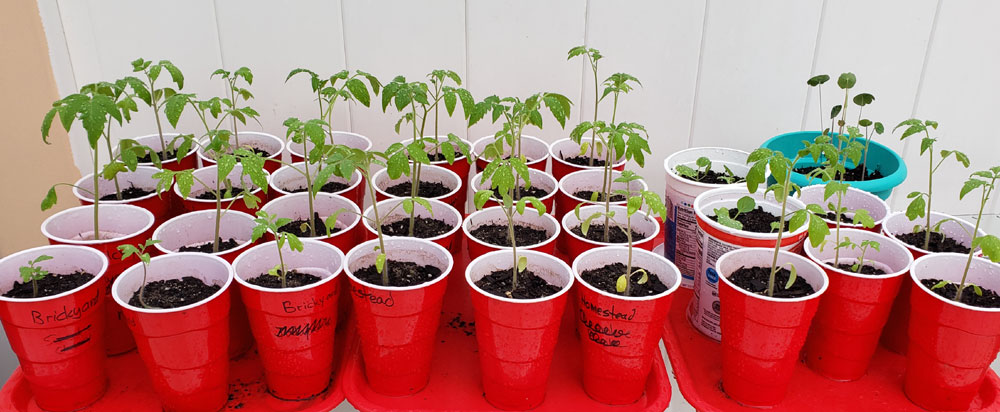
[
  {"x1": 794, "y1": 164, "x2": 885, "y2": 181},
  {"x1": 353, "y1": 260, "x2": 443, "y2": 287},
  {"x1": 824, "y1": 211, "x2": 853, "y2": 224},
  {"x1": 278, "y1": 213, "x2": 339, "y2": 238},
  {"x1": 896, "y1": 230, "x2": 971, "y2": 254},
  {"x1": 475, "y1": 268, "x2": 561, "y2": 299},
  {"x1": 2, "y1": 271, "x2": 94, "y2": 299},
  {"x1": 288, "y1": 181, "x2": 350, "y2": 194},
  {"x1": 921, "y1": 278, "x2": 1000, "y2": 308},
  {"x1": 381, "y1": 217, "x2": 454, "y2": 239},
  {"x1": 561, "y1": 154, "x2": 608, "y2": 167},
  {"x1": 385, "y1": 181, "x2": 452, "y2": 198},
  {"x1": 492, "y1": 186, "x2": 550, "y2": 201},
  {"x1": 677, "y1": 169, "x2": 746, "y2": 185},
  {"x1": 99, "y1": 186, "x2": 155, "y2": 201},
  {"x1": 138, "y1": 149, "x2": 177, "y2": 163},
  {"x1": 710, "y1": 207, "x2": 787, "y2": 233},
  {"x1": 573, "y1": 190, "x2": 627, "y2": 202},
  {"x1": 194, "y1": 186, "x2": 248, "y2": 200},
  {"x1": 246, "y1": 270, "x2": 321, "y2": 289},
  {"x1": 728, "y1": 266, "x2": 816, "y2": 299},
  {"x1": 428, "y1": 151, "x2": 463, "y2": 162},
  {"x1": 580, "y1": 263, "x2": 669, "y2": 297},
  {"x1": 469, "y1": 224, "x2": 549, "y2": 247},
  {"x1": 178, "y1": 238, "x2": 241, "y2": 253},
  {"x1": 128, "y1": 276, "x2": 221, "y2": 309},
  {"x1": 570, "y1": 224, "x2": 646, "y2": 244},
  {"x1": 834, "y1": 263, "x2": 887, "y2": 275}
]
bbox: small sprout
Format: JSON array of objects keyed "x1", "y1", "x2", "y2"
[
  {"x1": 517, "y1": 255, "x2": 528, "y2": 273},
  {"x1": 615, "y1": 274, "x2": 628, "y2": 294},
  {"x1": 375, "y1": 252, "x2": 387, "y2": 275},
  {"x1": 676, "y1": 157, "x2": 713, "y2": 181},
  {"x1": 19, "y1": 255, "x2": 53, "y2": 298},
  {"x1": 252, "y1": 210, "x2": 303, "y2": 289},
  {"x1": 931, "y1": 280, "x2": 949, "y2": 290},
  {"x1": 118, "y1": 239, "x2": 161, "y2": 308},
  {"x1": 713, "y1": 196, "x2": 755, "y2": 230},
  {"x1": 784, "y1": 264, "x2": 798, "y2": 290}
]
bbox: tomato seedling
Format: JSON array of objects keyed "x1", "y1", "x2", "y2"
[
  {"x1": 118, "y1": 239, "x2": 161, "y2": 308},
  {"x1": 251, "y1": 210, "x2": 305, "y2": 289},
  {"x1": 18, "y1": 255, "x2": 53, "y2": 299}
]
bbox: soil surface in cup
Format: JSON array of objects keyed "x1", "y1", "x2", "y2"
[
  {"x1": 581, "y1": 263, "x2": 669, "y2": 297},
  {"x1": 895, "y1": 230, "x2": 971, "y2": 254},
  {"x1": 247, "y1": 270, "x2": 321, "y2": 289},
  {"x1": 824, "y1": 211, "x2": 853, "y2": 224},
  {"x1": 428, "y1": 150, "x2": 463, "y2": 163},
  {"x1": 921, "y1": 278, "x2": 1000, "y2": 308},
  {"x1": 794, "y1": 164, "x2": 885, "y2": 181},
  {"x1": 677, "y1": 169, "x2": 746, "y2": 185},
  {"x1": 475, "y1": 268, "x2": 561, "y2": 299},
  {"x1": 287, "y1": 180, "x2": 350, "y2": 194},
  {"x1": 385, "y1": 181, "x2": 452, "y2": 198},
  {"x1": 561, "y1": 154, "x2": 608, "y2": 167},
  {"x1": 353, "y1": 260, "x2": 443, "y2": 287},
  {"x1": 178, "y1": 238, "x2": 241, "y2": 253},
  {"x1": 138, "y1": 148, "x2": 178, "y2": 163},
  {"x1": 728, "y1": 266, "x2": 815, "y2": 298},
  {"x1": 469, "y1": 224, "x2": 549, "y2": 247},
  {"x1": 491, "y1": 186, "x2": 549, "y2": 201},
  {"x1": 570, "y1": 224, "x2": 646, "y2": 244},
  {"x1": 2, "y1": 271, "x2": 94, "y2": 299},
  {"x1": 99, "y1": 185, "x2": 155, "y2": 201},
  {"x1": 208, "y1": 146, "x2": 271, "y2": 159},
  {"x1": 128, "y1": 276, "x2": 221, "y2": 309},
  {"x1": 278, "y1": 213, "x2": 340, "y2": 238},
  {"x1": 381, "y1": 217, "x2": 453, "y2": 239},
  {"x1": 194, "y1": 185, "x2": 249, "y2": 200},
  {"x1": 573, "y1": 190, "x2": 626, "y2": 202},
  {"x1": 710, "y1": 207, "x2": 787, "y2": 233},
  {"x1": 833, "y1": 263, "x2": 887, "y2": 275}
]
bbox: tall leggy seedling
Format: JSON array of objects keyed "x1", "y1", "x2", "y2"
[
  {"x1": 211, "y1": 67, "x2": 260, "y2": 149},
  {"x1": 745, "y1": 145, "x2": 831, "y2": 296},
  {"x1": 567, "y1": 46, "x2": 603, "y2": 165},
  {"x1": 934, "y1": 167, "x2": 1000, "y2": 301},
  {"x1": 124, "y1": 58, "x2": 194, "y2": 161},
  {"x1": 279, "y1": 117, "x2": 331, "y2": 237},
  {"x1": 250, "y1": 211, "x2": 305, "y2": 289},
  {"x1": 286, "y1": 68, "x2": 381, "y2": 145},
  {"x1": 574, "y1": 171, "x2": 667, "y2": 296},
  {"x1": 117, "y1": 239, "x2": 161, "y2": 308},
  {"x1": 895, "y1": 119, "x2": 970, "y2": 251}
]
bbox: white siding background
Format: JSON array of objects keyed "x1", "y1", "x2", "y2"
[{"x1": 16, "y1": 0, "x2": 1000, "y2": 407}]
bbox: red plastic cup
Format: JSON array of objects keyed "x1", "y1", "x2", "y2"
[
  {"x1": 554, "y1": 169, "x2": 647, "y2": 223},
  {"x1": 268, "y1": 161, "x2": 365, "y2": 208},
  {"x1": 124, "y1": 132, "x2": 199, "y2": 172},
  {"x1": 904, "y1": 253, "x2": 1000, "y2": 411},
  {"x1": 152, "y1": 209, "x2": 257, "y2": 359},
  {"x1": 287, "y1": 131, "x2": 372, "y2": 164},
  {"x1": 471, "y1": 135, "x2": 549, "y2": 173},
  {"x1": 232, "y1": 239, "x2": 344, "y2": 400},
  {"x1": 372, "y1": 164, "x2": 463, "y2": 215},
  {"x1": 41, "y1": 204, "x2": 156, "y2": 355},
  {"x1": 802, "y1": 228, "x2": 912, "y2": 381},
  {"x1": 197, "y1": 131, "x2": 284, "y2": 173},
  {"x1": 0, "y1": 245, "x2": 109, "y2": 411},
  {"x1": 879, "y1": 211, "x2": 983, "y2": 355},
  {"x1": 716, "y1": 248, "x2": 828, "y2": 407},
  {"x1": 471, "y1": 169, "x2": 557, "y2": 215},
  {"x1": 466, "y1": 249, "x2": 574, "y2": 410},
  {"x1": 112, "y1": 252, "x2": 234, "y2": 412},
  {"x1": 361, "y1": 198, "x2": 462, "y2": 250},
  {"x1": 548, "y1": 137, "x2": 626, "y2": 181},
  {"x1": 797, "y1": 186, "x2": 890, "y2": 233},
  {"x1": 559, "y1": 204, "x2": 660, "y2": 259},
  {"x1": 463, "y1": 206, "x2": 560, "y2": 260},
  {"x1": 175, "y1": 163, "x2": 270, "y2": 216},
  {"x1": 260, "y1": 192, "x2": 361, "y2": 253},
  {"x1": 344, "y1": 237, "x2": 452, "y2": 396},
  {"x1": 74, "y1": 166, "x2": 178, "y2": 221},
  {"x1": 571, "y1": 246, "x2": 682, "y2": 404}
]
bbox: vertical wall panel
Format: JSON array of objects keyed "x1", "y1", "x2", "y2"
[
  {"x1": 465, "y1": 0, "x2": 586, "y2": 143},
  {"x1": 56, "y1": 0, "x2": 225, "y2": 168},
  {"x1": 903, "y1": 0, "x2": 1000, "y2": 231},
  {"x1": 690, "y1": 0, "x2": 824, "y2": 149},
  {"x1": 214, "y1": 0, "x2": 351, "y2": 139},
  {"x1": 582, "y1": 0, "x2": 706, "y2": 185},
  {"x1": 341, "y1": 0, "x2": 467, "y2": 149}
]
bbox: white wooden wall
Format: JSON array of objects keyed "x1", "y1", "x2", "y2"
[{"x1": 37, "y1": 0, "x2": 1000, "y2": 233}]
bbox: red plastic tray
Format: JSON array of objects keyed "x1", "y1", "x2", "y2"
[
  {"x1": 0, "y1": 319, "x2": 354, "y2": 411},
  {"x1": 341, "y1": 235, "x2": 672, "y2": 412},
  {"x1": 662, "y1": 287, "x2": 1000, "y2": 411}
]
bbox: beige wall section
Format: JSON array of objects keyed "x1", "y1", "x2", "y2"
[{"x1": 0, "y1": 0, "x2": 81, "y2": 257}]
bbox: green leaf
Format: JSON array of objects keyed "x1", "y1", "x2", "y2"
[
  {"x1": 161, "y1": 61, "x2": 185, "y2": 89},
  {"x1": 346, "y1": 78, "x2": 370, "y2": 107},
  {"x1": 41, "y1": 186, "x2": 58, "y2": 210},
  {"x1": 713, "y1": 208, "x2": 743, "y2": 231},
  {"x1": 375, "y1": 252, "x2": 387, "y2": 274},
  {"x1": 837, "y1": 72, "x2": 856, "y2": 89},
  {"x1": 616, "y1": 275, "x2": 628, "y2": 293},
  {"x1": 906, "y1": 196, "x2": 926, "y2": 221},
  {"x1": 960, "y1": 179, "x2": 986, "y2": 200},
  {"x1": 736, "y1": 196, "x2": 755, "y2": 214},
  {"x1": 473, "y1": 190, "x2": 493, "y2": 210},
  {"x1": 807, "y1": 74, "x2": 830, "y2": 86},
  {"x1": 973, "y1": 235, "x2": 1000, "y2": 263},
  {"x1": 852, "y1": 93, "x2": 875, "y2": 106},
  {"x1": 286, "y1": 233, "x2": 303, "y2": 252},
  {"x1": 444, "y1": 92, "x2": 457, "y2": 116},
  {"x1": 784, "y1": 264, "x2": 798, "y2": 289},
  {"x1": 853, "y1": 208, "x2": 875, "y2": 229},
  {"x1": 517, "y1": 255, "x2": 528, "y2": 273},
  {"x1": 807, "y1": 213, "x2": 831, "y2": 247},
  {"x1": 931, "y1": 280, "x2": 948, "y2": 290}
]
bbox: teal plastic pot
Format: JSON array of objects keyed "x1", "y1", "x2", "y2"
[{"x1": 760, "y1": 131, "x2": 906, "y2": 199}]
